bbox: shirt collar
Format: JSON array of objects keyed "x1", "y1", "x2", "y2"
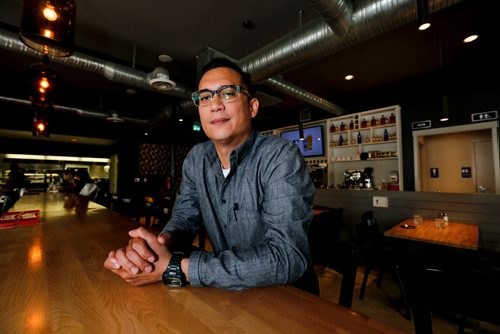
[{"x1": 205, "y1": 130, "x2": 257, "y2": 168}]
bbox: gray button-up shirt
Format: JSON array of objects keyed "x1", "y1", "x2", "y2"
[{"x1": 163, "y1": 131, "x2": 315, "y2": 290}]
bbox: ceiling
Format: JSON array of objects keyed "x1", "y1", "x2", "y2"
[{"x1": 0, "y1": 0, "x2": 497, "y2": 146}]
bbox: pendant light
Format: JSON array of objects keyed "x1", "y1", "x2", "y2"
[
  {"x1": 416, "y1": 0, "x2": 430, "y2": 31},
  {"x1": 19, "y1": 0, "x2": 76, "y2": 57},
  {"x1": 29, "y1": 58, "x2": 56, "y2": 103}
]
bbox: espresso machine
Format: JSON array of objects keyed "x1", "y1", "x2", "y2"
[{"x1": 343, "y1": 167, "x2": 374, "y2": 189}]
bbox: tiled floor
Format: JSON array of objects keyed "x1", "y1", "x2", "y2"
[{"x1": 315, "y1": 265, "x2": 500, "y2": 334}]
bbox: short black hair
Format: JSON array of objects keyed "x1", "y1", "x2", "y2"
[{"x1": 200, "y1": 58, "x2": 254, "y2": 96}]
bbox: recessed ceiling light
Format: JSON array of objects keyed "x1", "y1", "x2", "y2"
[
  {"x1": 71, "y1": 138, "x2": 78, "y2": 143},
  {"x1": 463, "y1": 34, "x2": 478, "y2": 43},
  {"x1": 418, "y1": 22, "x2": 431, "y2": 31},
  {"x1": 345, "y1": 74, "x2": 354, "y2": 81},
  {"x1": 158, "y1": 54, "x2": 173, "y2": 63}
]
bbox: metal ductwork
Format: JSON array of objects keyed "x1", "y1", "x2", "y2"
[
  {"x1": 307, "y1": 0, "x2": 354, "y2": 36},
  {"x1": 242, "y1": 0, "x2": 463, "y2": 83},
  {"x1": 0, "y1": 0, "x2": 464, "y2": 120},
  {"x1": 0, "y1": 29, "x2": 191, "y2": 100},
  {"x1": 0, "y1": 95, "x2": 148, "y2": 125},
  {"x1": 265, "y1": 76, "x2": 344, "y2": 115}
]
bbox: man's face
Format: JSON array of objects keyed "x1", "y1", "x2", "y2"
[{"x1": 197, "y1": 67, "x2": 258, "y2": 147}]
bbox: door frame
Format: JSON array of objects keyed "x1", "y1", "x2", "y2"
[{"x1": 412, "y1": 121, "x2": 499, "y2": 193}]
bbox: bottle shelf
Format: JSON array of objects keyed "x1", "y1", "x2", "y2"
[
  {"x1": 330, "y1": 139, "x2": 397, "y2": 148},
  {"x1": 330, "y1": 156, "x2": 398, "y2": 162},
  {"x1": 326, "y1": 105, "x2": 403, "y2": 190}
]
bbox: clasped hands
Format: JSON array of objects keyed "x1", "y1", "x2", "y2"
[{"x1": 103, "y1": 226, "x2": 172, "y2": 286}]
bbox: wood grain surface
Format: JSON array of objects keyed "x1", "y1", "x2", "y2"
[
  {"x1": 384, "y1": 218, "x2": 478, "y2": 250},
  {"x1": 0, "y1": 193, "x2": 406, "y2": 333}
]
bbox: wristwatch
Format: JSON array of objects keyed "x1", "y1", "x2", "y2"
[{"x1": 162, "y1": 252, "x2": 187, "y2": 287}]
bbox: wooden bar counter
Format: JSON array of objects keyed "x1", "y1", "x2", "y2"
[{"x1": 0, "y1": 193, "x2": 405, "y2": 333}]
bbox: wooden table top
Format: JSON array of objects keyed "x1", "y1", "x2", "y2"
[
  {"x1": 384, "y1": 218, "x2": 479, "y2": 250},
  {"x1": 0, "y1": 193, "x2": 405, "y2": 333}
]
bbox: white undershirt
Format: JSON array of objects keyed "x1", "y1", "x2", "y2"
[{"x1": 222, "y1": 167, "x2": 231, "y2": 178}]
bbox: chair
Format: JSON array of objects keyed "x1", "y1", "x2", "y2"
[
  {"x1": 309, "y1": 207, "x2": 359, "y2": 308},
  {"x1": 400, "y1": 262, "x2": 500, "y2": 334},
  {"x1": 355, "y1": 210, "x2": 410, "y2": 318}
]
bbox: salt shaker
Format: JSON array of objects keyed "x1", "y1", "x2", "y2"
[{"x1": 439, "y1": 212, "x2": 449, "y2": 226}]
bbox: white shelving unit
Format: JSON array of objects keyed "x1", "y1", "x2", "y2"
[{"x1": 326, "y1": 105, "x2": 403, "y2": 190}]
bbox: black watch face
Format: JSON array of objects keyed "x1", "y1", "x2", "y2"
[{"x1": 166, "y1": 277, "x2": 183, "y2": 287}]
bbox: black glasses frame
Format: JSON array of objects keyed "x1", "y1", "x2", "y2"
[{"x1": 191, "y1": 84, "x2": 251, "y2": 106}]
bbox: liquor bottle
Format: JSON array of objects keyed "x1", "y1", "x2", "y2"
[
  {"x1": 340, "y1": 122, "x2": 346, "y2": 131},
  {"x1": 389, "y1": 113, "x2": 396, "y2": 124},
  {"x1": 329, "y1": 123, "x2": 335, "y2": 133},
  {"x1": 383, "y1": 129, "x2": 389, "y2": 141},
  {"x1": 361, "y1": 118, "x2": 367, "y2": 128},
  {"x1": 338, "y1": 134, "x2": 344, "y2": 146},
  {"x1": 380, "y1": 114, "x2": 387, "y2": 125},
  {"x1": 370, "y1": 116, "x2": 377, "y2": 127},
  {"x1": 349, "y1": 120, "x2": 354, "y2": 130},
  {"x1": 357, "y1": 132, "x2": 362, "y2": 144}
]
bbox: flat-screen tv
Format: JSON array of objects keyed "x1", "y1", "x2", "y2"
[{"x1": 280, "y1": 125, "x2": 325, "y2": 158}]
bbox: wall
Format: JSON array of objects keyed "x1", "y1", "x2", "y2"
[
  {"x1": 419, "y1": 130, "x2": 490, "y2": 193},
  {"x1": 314, "y1": 188, "x2": 500, "y2": 252}
]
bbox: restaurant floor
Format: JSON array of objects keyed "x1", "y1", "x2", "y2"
[{"x1": 315, "y1": 265, "x2": 500, "y2": 334}]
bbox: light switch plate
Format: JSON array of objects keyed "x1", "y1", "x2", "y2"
[{"x1": 373, "y1": 196, "x2": 389, "y2": 208}]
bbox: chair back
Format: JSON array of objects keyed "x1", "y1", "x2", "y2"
[
  {"x1": 400, "y1": 263, "x2": 500, "y2": 333},
  {"x1": 309, "y1": 207, "x2": 344, "y2": 265},
  {"x1": 356, "y1": 210, "x2": 381, "y2": 247}
]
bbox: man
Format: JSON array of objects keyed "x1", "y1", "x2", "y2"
[
  {"x1": 104, "y1": 58, "x2": 317, "y2": 293},
  {"x1": 2, "y1": 162, "x2": 26, "y2": 214}
]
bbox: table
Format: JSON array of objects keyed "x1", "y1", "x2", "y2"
[
  {"x1": 384, "y1": 218, "x2": 478, "y2": 250},
  {"x1": 0, "y1": 193, "x2": 405, "y2": 333}
]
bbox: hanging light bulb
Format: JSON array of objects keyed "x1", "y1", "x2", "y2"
[
  {"x1": 33, "y1": 118, "x2": 49, "y2": 137},
  {"x1": 19, "y1": 0, "x2": 76, "y2": 57},
  {"x1": 43, "y1": 4, "x2": 58, "y2": 21},
  {"x1": 30, "y1": 62, "x2": 56, "y2": 103}
]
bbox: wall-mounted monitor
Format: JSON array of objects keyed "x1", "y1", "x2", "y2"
[{"x1": 280, "y1": 125, "x2": 325, "y2": 158}]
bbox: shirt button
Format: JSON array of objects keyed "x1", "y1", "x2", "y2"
[{"x1": 221, "y1": 199, "x2": 226, "y2": 204}]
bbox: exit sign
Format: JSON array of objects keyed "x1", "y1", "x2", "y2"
[{"x1": 471, "y1": 110, "x2": 497, "y2": 122}]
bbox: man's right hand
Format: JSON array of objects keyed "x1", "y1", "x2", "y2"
[{"x1": 103, "y1": 227, "x2": 173, "y2": 285}]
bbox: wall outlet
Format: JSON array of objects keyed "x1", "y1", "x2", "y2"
[{"x1": 373, "y1": 196, "x2": 389, "y2": 208}]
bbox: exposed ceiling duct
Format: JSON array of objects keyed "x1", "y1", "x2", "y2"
[
  {"x1": 0, "y1": 26, "x2": 342, "y2": 117},
  {"x1": 307, "y1": 0, "x2": 353, "y2": 36},
  {"x1": 0, "y1": 0, "x2": 464, "y2": 122},
  {"x1": 241, "y1": 0, "x2": 463, "y2": 83},
  {"x1": 0, "y1": 95, "x2": 148, "y2": 125},
  {"x1": 0, "y1": 29, "x2": 191, "y2": 99},
  {"x1": 265, "y1": 76, "x2": 344, "y2": 115}
]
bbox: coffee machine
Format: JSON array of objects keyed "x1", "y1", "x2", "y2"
[
  {"x1": 343, "y1": 167, "x2": 374, "y2": 189},
  {"x1": 362, "y1": 167, "x2": 374, "y2": 189}
]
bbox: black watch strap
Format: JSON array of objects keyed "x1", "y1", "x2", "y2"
[{"x1": 162, "y1": 252, "x2": 186, "y2": 287}]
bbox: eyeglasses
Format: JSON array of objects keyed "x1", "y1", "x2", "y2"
[{"x1": 191, "y1": 85, "x2": 251, "y2": 107}]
